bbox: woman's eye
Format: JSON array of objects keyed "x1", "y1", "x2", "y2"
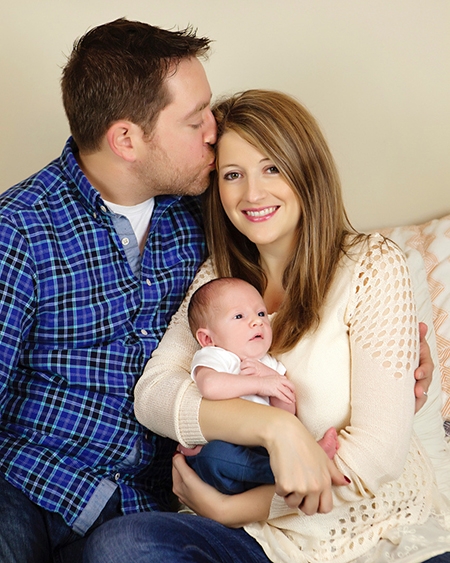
[
  {"x1": 266, "y1": 165, "x2": 279, "y2": 174},
  {"x1": 191, "y1": 122, "x2": 203, "y2": 130},
  {"x1": 223, "y1": 171, "x2": 241, "y2": 181}
]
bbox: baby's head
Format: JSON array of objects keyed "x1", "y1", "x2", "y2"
[{"x1": 188, "y1": 277, "x2": 272, "y2": 361}]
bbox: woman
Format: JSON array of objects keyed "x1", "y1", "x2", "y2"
[{"x1": 85, "y1": 91, "x2": 449, "y2": 562}]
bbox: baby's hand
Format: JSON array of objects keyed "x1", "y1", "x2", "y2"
[
  {"x1": 254, "y1": 373, "x2": 296, "y2": 404},
  {"x1": 240, "y1": 359, "x2": 279, "y2": 377},
  {"x1": 240, "y1": 360, "x2": 296, "y2": 405}
]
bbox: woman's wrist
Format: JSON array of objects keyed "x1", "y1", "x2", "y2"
[
  {"x1": 259, "y1": 406, "x2": 304, "y2": 452},
  {"x1": 199, "y1": 396, "x2": 292, "y2": 447}
]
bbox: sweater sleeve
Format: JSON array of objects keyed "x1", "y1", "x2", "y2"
[
  {"x1": 332, "y1": 236, "x2": 419, "y2": 503},
  {"x1": 134, "y1": 259, "x2": 217, "y2": 447}
]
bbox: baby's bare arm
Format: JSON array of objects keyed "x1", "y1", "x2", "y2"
[{"x1": 195, "y1": 365, "x2": 295, "y2": 404}]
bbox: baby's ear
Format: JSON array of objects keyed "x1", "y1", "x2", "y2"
[{"x1": 196, "y1": 329, "x2": 214, "y2": 348}]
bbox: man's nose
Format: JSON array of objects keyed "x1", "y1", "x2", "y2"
[{"x1": 203, "y1": 109, "x2": 217, "y2": 145}]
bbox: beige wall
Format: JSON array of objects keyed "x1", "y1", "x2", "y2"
[{"x1": 2, "y1": 0, "x2": 449, "y2": 231}]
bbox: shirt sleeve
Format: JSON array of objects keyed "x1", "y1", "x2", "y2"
[
  {"x1": 134, "y1": 258, "x2": 217, "y2": 447},
  {"x1": 191, "y1": 347, "x2": 241, "y2": 381},
  {"x1": 0, "y1": 218, "x2": 36, "y2": 404}
]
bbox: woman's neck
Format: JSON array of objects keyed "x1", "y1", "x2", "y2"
[{"x1": 259, "y1": 251, "x2": 287, "y2": 314}]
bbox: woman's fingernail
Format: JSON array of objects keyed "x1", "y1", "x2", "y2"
[{"x1": 344, "y1": 476, "x2": 351, "y2": 483}]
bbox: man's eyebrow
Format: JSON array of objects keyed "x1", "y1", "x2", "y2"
[{"x1": 183, "y1": 97, "x2": 212, "y2": 121}]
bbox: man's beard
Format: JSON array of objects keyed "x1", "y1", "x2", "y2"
[{"x1": 137, "y1": 146, "x2": 214, "y2": 198}]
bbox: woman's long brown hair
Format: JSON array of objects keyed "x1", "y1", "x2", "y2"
[{"x1": 203, "y1": 90, "x2": 361, "y2": 354}]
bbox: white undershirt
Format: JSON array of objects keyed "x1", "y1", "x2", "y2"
[{"x1": 104, "y1": 198, "x2": 155, "y2": 248}]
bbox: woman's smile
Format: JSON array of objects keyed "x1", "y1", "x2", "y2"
[{"x1": 243, "y1": 206, "x2": 279, "y2": 220}]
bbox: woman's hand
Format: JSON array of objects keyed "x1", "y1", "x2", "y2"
[
  {"x1": 199, "y1": 400, "x2": 348, "y2": 516},
  {"x1": 414, "y1": 322, "x2": 434, "y2": 413},
  {"x1": 172, "y1": 453, "x2": 273, "y2": 527},
  {"x1": 263, "y1": 413, "x2": 349, "y2": 515}
]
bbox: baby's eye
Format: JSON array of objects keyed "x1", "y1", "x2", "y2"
[
  {"x1": 258, "y1": 311, "x2": 266, "y2": 317},
  {"x1": 223, "y1": 171, "x2": 241, "y2": 181},
  {"x1": 233, "y1": 314, "x2": 243, "y2": 319}
]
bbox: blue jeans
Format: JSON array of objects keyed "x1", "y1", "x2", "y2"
[
  {"x1": 186, "y1": 440, "x2": 274, "y2": 494},
  {"x1": 0, "y1": 475, "x2": 121, "y2": 563},
  {"x1": 82, "y1": 511, "x2": 450, "y2": 563},
  {"x1": 83, "y1": 511, "x2": 271, "y2": 563}
]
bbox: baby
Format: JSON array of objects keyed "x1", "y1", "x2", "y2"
[{"x1": 181, "y1": 277, "x2": 338, "y2": 495}]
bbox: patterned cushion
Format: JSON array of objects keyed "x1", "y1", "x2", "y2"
[
  {"x1": 380, "y1": 215, "x2": 450, "y2": 499},
  {"x1": 381, "y1": 215, "x2": 450, "y2": 421}
]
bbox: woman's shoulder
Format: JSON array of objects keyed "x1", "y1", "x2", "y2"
[
  {"x1": 342, "y1": 232, "x2": 411, "y2": 309},
  {"x1": 344, "y1": 232, "x2": 407, "y2": 267},
  {"x1": 189, "y1": 257, "x2": 218, "y2": 294}
]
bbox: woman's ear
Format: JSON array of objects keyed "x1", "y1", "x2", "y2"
[
  {"x1": 196, "y1": 328, "x2": 214, "y2": 348},
  {"x1": 105, "y1": 121, "x2": 141, "y2": 163}
]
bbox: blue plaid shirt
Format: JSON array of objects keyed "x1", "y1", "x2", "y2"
[{"x1": 0, "y1": 138, "x2": 206, "y2": 533}]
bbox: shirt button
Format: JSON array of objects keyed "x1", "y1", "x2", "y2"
[
  {"x1": 141, "y1": 329, "x2": 148, "y2": 336},
  {"x1": 146, "y1": 279, "x2": 152, "y2": 286},
  {"x1": 100, "y1": 205, "x2": 107, "y2": 213},
  {"x1": 122, "y1": 237, "x2": 130, "y2": 246},
  {"x1": 114, "y1": 473, "x2": 120, "y2": 481}
]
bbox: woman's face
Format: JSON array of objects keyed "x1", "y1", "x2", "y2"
[{"x1": 217, "y1": 130, "x2": 301, "y2": 257}]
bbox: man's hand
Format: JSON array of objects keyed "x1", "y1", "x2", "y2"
[
  {"x1": 414, "y1": 322, "x2": 434, "y2": 413},
  {"x1": 172, "y1": 453, "x2": 273, "y2": 527}
]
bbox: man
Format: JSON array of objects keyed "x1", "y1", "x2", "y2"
[{"x1": 0, "y1": 18, "x2": 215, "y2": 562}]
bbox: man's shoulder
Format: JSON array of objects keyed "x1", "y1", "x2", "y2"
[
  {"x1": 0, "y1": 160, "x2": 63, "y2": 215},
  {"x1": 0, "y1": 138, "x2": 78, "y2": 219}
]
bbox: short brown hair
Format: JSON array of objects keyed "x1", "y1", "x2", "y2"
[
  {"x1": 61, "y1": 18, "x2": 211, "y2": 152},
  {"x1": 188, "y1": 277, "x2": 248, "y2": 337}
]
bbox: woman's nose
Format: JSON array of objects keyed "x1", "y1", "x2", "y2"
[{"x1": 244, "y1": 177, "x2": 266, "y2": 203}]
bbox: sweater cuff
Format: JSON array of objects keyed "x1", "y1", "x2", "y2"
[
  {"x1": 176, "y1": 380, "x2": 207, "y2": 447},
  {"x1": 268, "y1": 494, "x2": 299, "y2": 520}
]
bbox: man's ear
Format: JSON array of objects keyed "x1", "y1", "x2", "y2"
[
  {"x1": 196, "y1": 328, "x2": 214, "y2": 348},
  {"x1": 105, "y1": 121, "x2": 141, "y2": 163}
]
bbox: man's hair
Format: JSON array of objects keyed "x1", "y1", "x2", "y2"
[
  {"x1": 61, "y1": 18, "x2": 211, "y2": 152},
  {"x1": 188, "y1": 277, "x2": 246, "y2": 337}
]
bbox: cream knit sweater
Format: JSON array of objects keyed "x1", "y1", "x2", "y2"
[{"x1": 135, "y1": 235, "x2": 450, "y2": 563}]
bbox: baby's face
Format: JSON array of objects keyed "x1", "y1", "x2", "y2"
[{"x1": 204, "y1": 282, "x2": 272, "y2": 360}]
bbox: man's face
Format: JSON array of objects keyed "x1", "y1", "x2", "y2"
[{"x1": 138, "y1": 57, "x2": 217, "y2": 197}]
